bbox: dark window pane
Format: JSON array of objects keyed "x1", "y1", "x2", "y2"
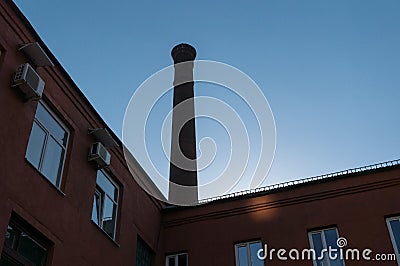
[
  {"x1": 36, "y1": 103, "x2": 67, "y2": 146},
  {"x1": 168, "y1": 257, "x2": 175, "y2": 266},
  {"x1": 102, "y1": 197, "x2": 117, "y2": 238},
  {"x1": 136, "y1": 238, "x2": 153, "y2": 266},
  {"x1": 2, "y1": 219, "x2": 49, "y2": 266},
  {"x1": 177, "y1": 254, "x2": 187, "y2": 266},
  {"x1": 324, "y1": 229, "x2": 344, "y2": 266},
  {"x1": 26, "y1": 122, "x2": 46, "y2": 169},
  {"x1": 97, "y1": 171, "x2": 118, "y2": 201},
  {"x1": 324, "y1": 229, "x2": 338, "y2": 249},
  {"x1": 237, "y1": 245, "x2": 248, "y2": 266},
  {"x1": 16, "y1": 232, "x2": 47, "y2": 266},
  {"x1": 0, "y1": 255, "x2": 22, "y2": 266},
  {"x1": 311, "y1": 233, "x2": 323, "y2": 253},
  {"x1": 249, "y1": 242, "x2": 263, "y2": 266},
  {"x1": 311, "y1": 232, "x2": 325, "y2": 266},
  {"x1": 41, "y1": 137, "x2": 64, "y2": 186},
  {"x1": 390, "y1": 220, "x2": 400, "y2": 254},
  {"x1": 4, "y1": 225, "x2": 18, "y2": 249}
]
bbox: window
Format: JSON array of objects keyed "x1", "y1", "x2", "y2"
[
  {"x1": 0, "y1": 47, "x2": 3, "y2": 65},
  {"x1": 1, "y1": 216, "x2": 50, "y2": 266},
  {"x1": 26, "y1": 102, "x2": 69, "y2": 187},
  {"x1": 235, "y1": 241, "x2": 263, "y2": 266},
  {"x1": 166, "y1": 253, "x2": 188, "y2": 266},
  {"x1": 91, "y1": 170, "x2": 119, "y2": 239},
  {"x1": 136, "y1": 237, "x2": 154, "y2": 266},
  {"x1": 308, "y1": 228, "x2": 345, "y2": 266},
  {"x1": 387, "y1": 217, "x2": 400, "y2": 265},
  {"x1": 0, "y1": 44, "x2": 4, "y2": 63}
]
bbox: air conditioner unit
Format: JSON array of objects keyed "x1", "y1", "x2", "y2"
[
  {"x1": 13, "y1": 63, "x2": 45, "y2": 100},
  {"x1": 88, "y1": 142, "x2": 111, "y2": 168}
]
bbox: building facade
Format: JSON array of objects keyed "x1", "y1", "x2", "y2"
[
  {"x1": 1, "y1": 1, "x2": 400, "y2": 265},
  {"x1": 162, "y1": 161, "x2": 400, "y2": 265},
  {"x1": 0, "y1": 1, "x2": 161, "y2": 265}
]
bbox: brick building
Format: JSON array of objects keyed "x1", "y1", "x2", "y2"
[{"x1": 1, "y1": 1, "x2": 400, "y2": 265}]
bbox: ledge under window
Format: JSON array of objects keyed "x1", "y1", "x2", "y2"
[{"x1": 91, "y1": 220, "x2": 120, "y2": 248}]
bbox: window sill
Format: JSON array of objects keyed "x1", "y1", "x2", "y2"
[
  {"x1": 90, "y1": 220, "x2": 120, "y2": 248},
  {"x1": 25, "y1": 158, "x2": 66, "y2": 197}
]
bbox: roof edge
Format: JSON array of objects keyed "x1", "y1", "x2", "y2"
[{"x1": 196, "y1": 159, "x2": 400, "y2": 205}]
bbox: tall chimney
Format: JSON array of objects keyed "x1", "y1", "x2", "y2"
[{"x1": 169, "y1": 43, "x2": 198, "y2": 204}]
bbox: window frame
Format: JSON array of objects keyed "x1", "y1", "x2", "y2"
[
  {"x1": 91, "y1": 170, "x2": 119, "y2": 240},
  {"x1": 165, "y1": 252, "x2": 188, "y2": 266},
  {"x1": 26, "y1": 101, "x2": 69, "y2": 188},
  {"x1": 136, "y1": 236, "x2": 154, "y2": 266},
  {"x1": 0, "y1": 42, "x2": 5, "y2": 70},
  {"x1": 234, "y1": 240, "x2": 263, "y2": 266},
  {"x1": 386, "y1": 216, "x2": 400, "y2": 265},
  {"x1": 308, "y1": 227, "x2": 345, "y2": 266},
  {"x1": 1, "y1": 216, "x2": 51, "y2": 266}
]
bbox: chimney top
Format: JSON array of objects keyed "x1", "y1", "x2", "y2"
[{"x1": 171, "y1": 43, "x2": 196, "y2": 63}]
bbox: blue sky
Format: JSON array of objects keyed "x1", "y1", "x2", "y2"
[{"x1": 14, "y1": 0, "x2": 400, "y2": 195}]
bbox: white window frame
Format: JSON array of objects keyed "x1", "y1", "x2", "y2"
[
  {"x1": 165, "y1": 252, "x2": 188, "y2": 266},
  {"x1": 308, "y1": 228, "x2": 345, "y2": 266},
  {"x1": 92, "y1": 170, "x2": 119, "y2": 240},
  {"x1": 386, "y1": 216, "x2": 400, "y2": 265},
  {"x1": 26, "y1": 101, "x2": 69, "y2": 188},
  {"x1": 234, "y1": 240, "x2": 262, "y2": 266}
]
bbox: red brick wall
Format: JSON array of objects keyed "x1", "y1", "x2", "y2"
[{"x1": 0, "y1": 1, "x2": 162, "y2": 265}]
